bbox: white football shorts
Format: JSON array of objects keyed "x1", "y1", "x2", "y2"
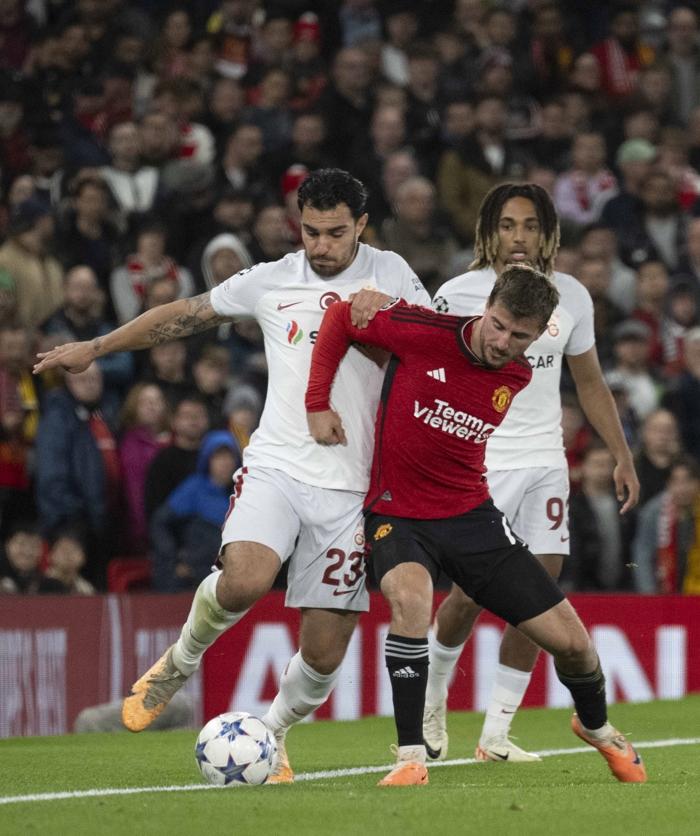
[
  {"x1": 220, "y1": 465, "x2": 369, "y2": 611},
  {"x1": 487, "y1": 466, "x2": 570, "y2": 557}
]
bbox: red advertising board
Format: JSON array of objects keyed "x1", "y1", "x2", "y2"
[{"x1": 1, "y1": 592, "x2": 699, "y2": 737}]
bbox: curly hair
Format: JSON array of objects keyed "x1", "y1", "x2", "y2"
[
  {"x1": 297, "y1": 168, "x2": 368, "y2": 219},
  {"x1": 471, "y1": 183, "x2": 560, "y2": 276}
]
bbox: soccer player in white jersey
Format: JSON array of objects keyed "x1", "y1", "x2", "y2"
[
  {"x1": 422, "y1": 183, "x2": 640, "y2": 762},
  {"x1": 33, "y1": 169, "x2": 430, "y2": 782}
]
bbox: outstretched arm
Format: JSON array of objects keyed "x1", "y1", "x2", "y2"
[
  {"x1": 567, "y1": 347, "x2": 640, "y2": 513},
  {"x1": 34, "y1": 292, "x2": 228, "y2": 374}
]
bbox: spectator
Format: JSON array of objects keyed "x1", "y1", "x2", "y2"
[
  {"x1": 150, "y1": 78, "x2": 215, "y2": 166},
  {"x1": 0, "y1": 197, "x2": 63, "y2": 329},
  {"x1": 553, "y1": 131, "x2": 618, "y2": 228},
  {"x1": 576, "y1": 256, "x2": 624, "y2": 366},
  {"x1": 208, "y1": 0, "x2": 257, "y2": 81},
  {"x1": 440, "y1": 100, "x2": 475, "y2": 151},
  {"x1": 676, "y1": 216, "x2": 700, "y2": 287},
  {"x1": 139, "y1": 110, "x2": 180, "y2": 169},
  {"x1": 191, "y1": 344, "x2": 230, "y2": 428},
  {"x1": 608, "y1": 319, "x2": 660, "y2": 420},
  {"x1": 143, "y1": 341, "x2": 190, "y2": 407},
  {"x1": 339, "y1": 0, "x2": 382, "y2": 48},
  {"x1": 118, "y1": 382, "x2": 170, "y2": 553},
  {"x1": 150, "y1": 7, "x2": 193, "y2": 79},
  {"x1": 631, "y1": 260, "x2": 680, "y2": 375},
  {"x1": 514, "y1": 0, "x2": 576, "y2": 98},
  {"x1": 44, "y1": 529, "x2": 96, "y2": 595},
  {"x1": 318, "y1": 47, "x2": 374, "y2": 164},
  {"x1": 155, "y1": 160, "x2": 218, "y2": 262},
  {"x1": 149, "y1": 429, "x2": 240, "y2": 592},
  {"x1": 35, "y1": 363, "x2": 121, "y2": 587},
  {"x1": 667, "y1": 326, "x2": 700, "y2": 461},
  {"x1": 600, "y1": 138, "x2": 656, "y2": 231},
  {"x1": 0, "y1": 325, "x2": 39, "y2": 533},
  {"x1": 204, "y1": 77, "x2": 245, "y2": 154},
  {"x1": 109, "y1": 220, "x2": 194, "y2": 324},
  {"x1": 100, "y1": 121, "x2": 159, "y2": 220},
  {"x1": 578, "y1": 223, "x2": 637, "y2": 314},
  {"x1": 633, "y1": 458, "x2": 700, "y2": 593},
  {"x1": 43, "y1": 265, "x2": 133, "y2": 393},
  {"x1": 568, "y1": 443, "x2": 631, "y2": 591},
  {"x1": 365, "y1": 148, "x2": 419, "y2": 233},
  {"x1": 348, "y1": 104, "x2": 407, "y2": 205},
  {"x1": 590, "y1": 5, "x2": 655, "y2": 100},
  {"x1": 288, "y1": 12, "x2": 327, "y2": 112},
  {"x1": 379, "y1": 176, "x2": 459, "y2": 296},
  {"x1": 664, "y1": 6, "x2": 700, "y2": 125},
  {"x1": 527, "y1": 98, "x2": 572, "y2": 174},
  {"x1": 634, "y1": 407, "x2": 682, "y2": 507},
  {"x1": 223, "y1": 383, "x2": 262, "y2": 450},
  {"x1": 248, "y1": 204, "x2": 293, "y2": 264},
  {"x1": 263, "y1": 112, "x2": 333, "y2": 194},
  {"x1": 381, "y1": 5, "x2": 418, "y2": 86},
  {"x1": 612, "y1": 169, "x2": 687, "y2": 271},
  {"x1": 144, "y1": 394, "x2": 210, "y2": 522},
  {"x1": 243, "y1": 67, "x2": 294, "y2": 154},
  {"x1": 218, "y1": 122, "x2": 266, "y2": 194},
  {"x1": 437, "y1": 95, "x2": 527, "y2": 244},
  {"x1": 57, "y1": 175, "x2": 120, "y2": 299},
  {"x1": 403, "y1": 44, "x2": 443, "y2": 175},
  {"x1": 0, "y1": 521, "x2": 64, "y2": 595}
]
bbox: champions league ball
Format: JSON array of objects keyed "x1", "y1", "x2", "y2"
[{"x1": 195, "y1": 712, "x2": 277, "y2": 786}]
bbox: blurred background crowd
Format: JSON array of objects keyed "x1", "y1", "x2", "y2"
[{"x1": 1, "y1": 0, "x2": 700, "y2": 598}]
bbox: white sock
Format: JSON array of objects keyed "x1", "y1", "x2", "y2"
[
  {"x1": 425, "y1": 635, "x2": 464, "y2": 706},
  {"x1": 171, "y1": 570, "x2": 247, "y2": 675},
  {"x1": 582, "y1": 721, "x2": 615, "y2": 739},
  {"x1": 480, "y1": 664, "x2": 532, "y2": 742},
  {"x1": 261, "y1": 651, "x2": 340, "y2": 735}
]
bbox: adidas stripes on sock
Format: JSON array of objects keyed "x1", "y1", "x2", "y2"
[
  {"x1": 172, "y1": 570, "x2": 247, "y2": 675},
  {"x1": 385, "y1": 633, "x2": 429, "y2": 747}
]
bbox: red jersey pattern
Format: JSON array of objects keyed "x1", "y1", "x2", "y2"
[{"x1": 306, "y1": 301, "x2": 533, "y2": 519}]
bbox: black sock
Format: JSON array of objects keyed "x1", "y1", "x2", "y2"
[
  {"x1": 385, "y1": 633, "x2": 429, "y2": 747},
  {"x1": 556, "y1": 663, "x2": 607, "y2": 730}
]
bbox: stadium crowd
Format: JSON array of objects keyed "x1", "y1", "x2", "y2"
[{"x1": 1, "y1": 0, "x2": 700, "y2": 596}]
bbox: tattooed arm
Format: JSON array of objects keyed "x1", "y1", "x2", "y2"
[{"x1": 34, "y1": 293, "x2": 228, "y2": 374}]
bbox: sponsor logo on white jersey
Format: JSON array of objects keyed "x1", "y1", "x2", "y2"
[
  {"x1": 426, "y1": 368, "x2": 446, "y2": 382},
  {"x1": 414, "y1": 398, "x2": 496, "y2": 443}
]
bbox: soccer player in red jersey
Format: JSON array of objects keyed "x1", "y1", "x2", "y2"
[{"x1": 306, "y1": 265, "x2": 647, "y2": 787}]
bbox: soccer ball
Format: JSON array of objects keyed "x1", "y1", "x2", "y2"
[{"x1": 195, "y1": 712, "x2": 277, "y2": 786}]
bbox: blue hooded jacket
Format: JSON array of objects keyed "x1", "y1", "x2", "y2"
[{"x1": 165, "y1": 430, "x2": 240, "y2": 526}]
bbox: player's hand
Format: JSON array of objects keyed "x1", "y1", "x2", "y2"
[
  {"x1": 614, "y1": 457, "x2": 640, "y2": 514},
  {"x1": 349, "y1": 289, "x2": 393, "y2": 329},
  {"x1": 33, "y1": 340, "x2": 95, "y2": 375},
  {"x1": 307, "y1": 409, "x2": 347, "y2": 446}
]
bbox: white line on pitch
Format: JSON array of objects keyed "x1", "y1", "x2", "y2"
[{"x1": 1, "y1": 737, "x2": 698, "y2": 806}]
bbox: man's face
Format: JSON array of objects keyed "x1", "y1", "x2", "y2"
[
  {"x1": 209, "y1": 447, "x2": 238, "y2": 486},
  {"x1": 668, "y1": 466, "x2": 700, "y2": 509},
  {"x1": 172, "y1": 401, "x2": 209, "y2": 443},
  {"x1": 477, "y1": 301, "x2": 543, "y2": 369},
  {"x1": 65, "y1": 267, "x2": 98, "y2": 313},
  {"x1": 301, "y1": 203, "x2": 367, "y2": 277},
  {"x1": 6, "y1": 532, "x2": 43, "y2": 573},
  {"x1": 493, "y1": 197, "x2": 542, "y2": 273}
]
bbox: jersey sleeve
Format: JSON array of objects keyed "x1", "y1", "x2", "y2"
[
  {"x1": 376, "y1": 251, "x2": 431, "y2": 306},
  {"x1": 209, "y1": 262, "x2": 274, "y2": 317},
  {"x1": 433, "y1": 274, "x2": 486, "y2": 316},
  {"x1": 305, "y1": 299, "x2": 413, "y2": 411},
  {"x1": 562, "y1": 275, "x2": 596, "y2": 356}
]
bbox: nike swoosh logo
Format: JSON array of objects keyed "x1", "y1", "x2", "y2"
[
  {"x1": 277, "y1": 302, "x2": 301, "y2": 310},
  {"x1": 500, "y1": 709, "x2": 515, "y2": 714},
  {"x1": 424, "y1": 741, "x2": 442, "y2": 760},
  {"x1": 492, "y1": 751, "x2": 509, "y2": 761},
  {"x1": 560, "y1": 535, "x2": 570, "y2": 542},
  {"x1": 332, "y1": 588, "x2": 354, "y2": 596}
]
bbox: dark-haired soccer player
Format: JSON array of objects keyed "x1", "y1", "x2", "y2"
[
  {"x1": 422, "y1": 183, "x2": 639, "y2": 763},
  {"x1": 33, "y1": 168, "x2": 430, "y2": 782},
  {"x1": 306, "y1": 265, "x2": 646, "y2": 787}
]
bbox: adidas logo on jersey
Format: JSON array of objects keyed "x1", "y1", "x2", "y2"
[
  {"x1": 426, "y1": 368, "x2": 446, "y2": 382},
  {"x1": 392, "y1": 666, "x2": 420, "y2": 679}
]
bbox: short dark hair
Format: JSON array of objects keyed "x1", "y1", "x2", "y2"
[
  {"x1": 297, "y1": 168, "x2": 368, "y2": 219},
  {"x1": 471, "y1": 182, "x2": 560, "y2": 276},
  {"x1": 488, "y1": 264, "x2": 560, "y2": 330}
]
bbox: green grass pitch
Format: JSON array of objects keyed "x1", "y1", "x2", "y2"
[{"x1": 1, "y1": 697, "x2": 699, "y2": 836}]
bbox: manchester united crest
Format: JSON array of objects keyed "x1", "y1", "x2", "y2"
[
  {"x1": 492, "y1": 385, "x2": 512, "y2": 413},
  {"x1": 373, "y1": 523, "x2": 393, "y2": 541}
]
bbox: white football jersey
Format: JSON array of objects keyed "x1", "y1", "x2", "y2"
[
  {"x1": 211, "y1": 244, "x2": 429, "y2": 491},
  {"x1": 433, "y1": 267, "x2": 595, "y2": 469}
]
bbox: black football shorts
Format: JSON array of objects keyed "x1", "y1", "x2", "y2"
[{"x1": 365, "y1": 499, "x2": 564, "y2": 626}]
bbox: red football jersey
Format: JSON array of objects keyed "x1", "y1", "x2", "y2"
[{"x1": 306, "y1": 300, "x2": 533, "y2": 519}]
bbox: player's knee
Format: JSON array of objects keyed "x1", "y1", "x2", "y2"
[
  {"x1": 443, "y1": 585, "x2": 479, "y2": 620},
  {"x1": 300, "y1": 645, "x2": 343, "y2": 675},
  {"x1": 387, "y1": 588, "x2": 431, "y2": 634},
  {"x1": 218, "y1": 547, "x2": 277, "y2": 611},
  {"x1": 554, "y1": 629, "x2": 594, "y2": 668}
]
